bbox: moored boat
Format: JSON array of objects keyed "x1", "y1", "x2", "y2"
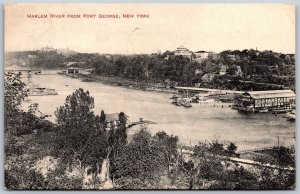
[
  {"x1": 258, "y1": 108, "x2": 269, "y2": 113},
  {"x1": 170, "y1": 94, "x2": 182, "y2": 99},
  {"x1": 182, "y1": 102, "x2": 192, "y2": 108},
  {"x1": 193, "y1": 94, "x2": 215, "y2": 104},
  {"x1": 272, "y1": 108, "x2": 292, "y2": 114},
  {"x1": 28, "y1": 87, "x2": 58, "y2": 96},
  {"x1": 286, "y1": 110, "x2": 296, "y2": 121}
]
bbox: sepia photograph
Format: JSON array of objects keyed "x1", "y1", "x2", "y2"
[{"x1": 4, "y1": 3, "x2": 296, "y2": 190}]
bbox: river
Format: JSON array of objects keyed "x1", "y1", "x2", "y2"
[{"x1": 22, "y1": 71, "x2": 296, "y2": 151}]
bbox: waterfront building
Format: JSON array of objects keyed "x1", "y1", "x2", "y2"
[
  {"x1": 105, "y1": 113, "x2": 130, "y2": 130},
  {"x1": 233, "y1": 90, "x2": 295, "y2": 112},
  {"x1": 67, "y1": 67, "x2": 80, "y2": 74}
]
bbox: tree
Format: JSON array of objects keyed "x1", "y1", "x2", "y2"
[
  {"x1": 99, "y1": 110, "x2": 107, "y2": 129},
  {"x1": 271, "y1": 146, "x2": 295, "y2": 167},
  {"x1": 111, "y1": 128, "x2": 168, "y2": 189},
  {"x1": 226, "y1": 142, "x2": 239, "y2": 157},
  {"x1": 107, "y1": 112, "x2": 128, "y2": 164},
  {"x1": 5, "y1": 158, "x2": 46, "y2": 190},
  {"x1": 55, "y1": 88, "x2": 95, "y2": 126},
  {"x1": 54, "y1": 88, "x2": 108, "y2": 177},
  {"x1": 4, "y1": 72, "x2": 27, "y2": 110},
  {"x1": 117, "y1": 112, "x2": 128, "y2": 145},
  {"x1": 254, "y1": 154, "x2": 295, "y2": 189},
  {"x1": 190, "y1": 141, "x2": 241, "y2": 189},
  {"x1": 154, "y1": 131, "x2": 179, "y2": 171},
  {"x1": 4, "y1": 73, "x2": 27, "y2": 135},
  {"x1": 100, "y1": 110, "x2": 106, "y2": 123},
  {"x1": 4, "y1": 73, "x2": 30, "y2": 156}
]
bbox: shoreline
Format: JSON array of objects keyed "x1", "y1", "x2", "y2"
[{"x1": 63, "y1": 73, "x2": 178, "y2": 94}]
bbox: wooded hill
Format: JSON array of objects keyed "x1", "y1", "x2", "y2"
[{"x1": 5, "y1": 48, "x2": 295, "y2": 91}]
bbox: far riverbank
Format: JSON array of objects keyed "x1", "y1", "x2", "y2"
[{"x1": 63, "y1": 73, "x2": 178, "y2": 94}]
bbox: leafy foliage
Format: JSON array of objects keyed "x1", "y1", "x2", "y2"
[
  {"x1": 55, "y1": 88, "x2": 108, "y2": 175},
  {"x1": 111, "y1": 128, "x2": 169, "y2": 188}
]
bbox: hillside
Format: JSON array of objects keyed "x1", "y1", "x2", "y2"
[{"x1": 5, "y1": 48, "x2": 295, "y2": 91}]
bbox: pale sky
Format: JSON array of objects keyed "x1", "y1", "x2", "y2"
[{"x1": 5, "y1": 4, "x2": 295, "y2": 54}]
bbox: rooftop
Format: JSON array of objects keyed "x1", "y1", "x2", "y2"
[
  {"x1": 195, "y1": 51, "x2": 210, "y2": 53},
  {"x1": 245, "y1": 90, "x2": 295, "y2": 99},
  {"x1": 105, "y1": 113, "x2": 129, "y2": 123}
]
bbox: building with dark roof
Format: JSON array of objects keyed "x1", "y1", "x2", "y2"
[
  {"x1": 233, "y1": 90, "x2": 295, "y2": 112},
  {"x1": 67, "y1": 67, "x2": 79, "y2": 74},
  {"x1": 105, "y1": 113, "x2": 130, "y2": 130}
]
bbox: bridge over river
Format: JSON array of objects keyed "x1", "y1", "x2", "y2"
[{"x1": 175, "y1": 86, "x2": 244, "y2": 95}]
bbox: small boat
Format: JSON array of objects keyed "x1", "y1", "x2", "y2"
[
  {"x1": 193, "y1": 94, "x2": 215, "y2": 104},
  {"x1": 272, "y1": 108, "x2": 292, "y2": 114},
  {"x1": 177, "y1": 97, "x2": 192, "y2": 103},
  {"x1": 172, "y1": 100, "x2": 182, "y2": 106},
  {"x1": 218, "y1": 94, "x2": 235, "y2": 103},
  {"x1": 198, "y1": 99, "x2": 215, "y2": 104},
  {"x1": 170, "y1": 94, "x2": 182, "y2": 99},
  {"x1": 182, "y1": 102, "x2": 192, "y2": 108},
  {"x1": 286, "y1": 110, "x2": 296, "y2": 121},
  {"x1": 258, "y1": 108, "x2": 269, "y2": 113},
  {"x1": 234, "y1": 106, "x2": 255, "y2": 113},
  {"x1": 175, "y1": 102, "x2": 182, "y2": 106},
  {"x1": 82, "y1": 78, "x2": 93, "y2": 82},
  {"x1": 57, "y1": 70, "x2": 67, "y2": 75},
  {"x1": 28, "y1": 87, "x2": 58, "y2": 96}
]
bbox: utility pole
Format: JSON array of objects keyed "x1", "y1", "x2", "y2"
[{"x1": 277, "y1": 136, "x2": 280, "y2": 148}]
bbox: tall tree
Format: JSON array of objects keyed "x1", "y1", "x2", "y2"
[
  {"x1": 55, "y1": 88, "x2": 108, "y2": 176},
  {"x1": 111, "y1": 128, "x2": 168, "y2": 189}
]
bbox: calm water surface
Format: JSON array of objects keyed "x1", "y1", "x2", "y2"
[{"x1": 22, "y1": 72, "x2": 296, "y2": 151}]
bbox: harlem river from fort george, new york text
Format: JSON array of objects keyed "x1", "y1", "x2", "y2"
[{"x1": 23, "y1": 72, "x2": 295, "y2": 151}]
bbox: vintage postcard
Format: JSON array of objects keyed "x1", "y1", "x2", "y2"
[{"x1": 4, "y1": 3, "x2": 295, "y2": 190}]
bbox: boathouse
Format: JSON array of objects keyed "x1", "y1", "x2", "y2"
[
  {"x1": 105, "y1": 113, "x2": 130, "y2": 130},
  {"x1": 67, "y1": 67, "x2": 79, "y2": 74},
  {"x1": 233, "y1": 90, "x2": 295, "y2": 112}
]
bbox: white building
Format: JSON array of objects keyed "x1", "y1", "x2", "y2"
[
  {"x1": 39, "y1": 46, "x2": 56, "y2": 52},
  {"x1": 235, "y1": 66, "x2": 243, "y2": 77},
  {"x1": 194, "y1": 51, "x2": 210, "y2": 59},
  {"x1": 28, "y1": 54, "x2": 37, "y2": 59},
  {"x1": 219, "y1": 65, "x2": 227, "y2": 75},
  {"x1": 174, "y1": 46, "x2": 193, "y2": 58}
]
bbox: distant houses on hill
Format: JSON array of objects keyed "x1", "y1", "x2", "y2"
[
  {"x1": 173, "y1": 46, "x2": 219, "y2": 61},
  {"x1": 171, "y1": 46, "x2": 249, "y2": 86}
]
